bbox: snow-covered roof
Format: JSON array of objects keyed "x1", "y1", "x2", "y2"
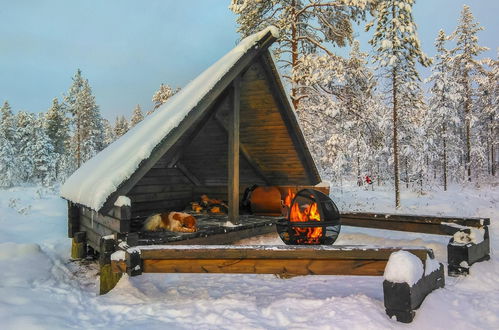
[{"x1": 61, "y1": 27, "x2": 280, "y2": 211}]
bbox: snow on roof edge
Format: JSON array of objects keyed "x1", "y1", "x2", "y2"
[{"x1": 60, "y1": 26, "x2": 279, "y2": 211}]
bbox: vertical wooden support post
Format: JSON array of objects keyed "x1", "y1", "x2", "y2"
[
  {"x1": 99, "y1": 236, "x2": 122, "y2": 294},
  {"x1": 228, "y1": 76, "x2": 241, "y2": 225},
  {"x1": 71, "y1": 231, "x2": 87, "y2": 259},
  {"x1": 67, "y1": 201, "x2": 79, "y2": 238}
]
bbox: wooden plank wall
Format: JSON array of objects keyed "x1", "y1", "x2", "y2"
[
  {"x1": 236, "y1": 62, "x2": 312, "y2": 185},
  {"x1": 128, "y1": 165, "x2": 193, "y2": 221},
  {"x1": 178, "y1": 113, "x2": 267, "y2": 187}
]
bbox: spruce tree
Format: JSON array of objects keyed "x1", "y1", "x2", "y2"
[
  {"x1": 0, "y1": 101, "x2": 19, "y2": 187},
  {"x1": 15, "y1": 111, "x2": 36, "y2": 182},
  {"x1": 32, "y1": 114, "x2": 56, "y2": 186},
  {"x1": 450, "y1": 5, "x2": 488, "y2": 181},
  {"x1": 114, "y1": 115, "x2": 129, "y2": 138},
  {"x1": 427, "y1": 30, "x2": 464, "y2": 190},
  {"x1": 152, "y1": 84, "x2": 178, "y2": 110},
  {"x1": 367, "y1": 0, "x2": 431, "y2": 207},
  {"x1": 102, "y1": 118, "x2": 115, "y2": 147},
  {"x1": 130, "y1": 104, "x2": 144, "y2": 127},
  {"x1": 45, "y1": 97, "x2": 70, "y2": 180}
]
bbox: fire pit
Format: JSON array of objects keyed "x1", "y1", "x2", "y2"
[{"x1": 277, "y1": 189, "x2": 341, "y2": 245}]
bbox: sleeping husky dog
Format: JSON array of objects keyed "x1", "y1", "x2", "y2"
[{"x1": 143, "y1": 212, "x2": 197, "y2": 233}]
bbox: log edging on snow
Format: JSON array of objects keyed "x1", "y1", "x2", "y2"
[
  {"x1": 383, "y1": 263, "x2": 445, "y2": 323},
  {"x1": 447, "y1": 225, "x2": 490, "y2": 276}
]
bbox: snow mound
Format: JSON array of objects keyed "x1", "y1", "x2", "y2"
[
  {"x1": 452, "y1": 227, "x2": 485, "y2": 245},
  {"x1": 425, "y1": 254, "x2": 441, "y2": 275},
  {"x1": 0, "y1": 242, "x2": 52, "y2": 287},
  {"x1": 114, "y1": 195, "x2": 131, "y2": 207},
  {"x1": 383, "y1": 250, "x2": 424, "y2": 286},
  {"x1": 60, "y1": 26, "x2": 279, "y2": 211}
]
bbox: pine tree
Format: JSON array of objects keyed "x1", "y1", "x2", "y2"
[
  {"x1": 450, "y1": 5, "x2": 488, "y2": 181},
  {"x1": 114, "y1": 115, "x2": 129, "y2": 138},
  {"x1": 427, "y1": 30, "x2": 464, "y2": 190},
  {"x1": 367, "y1": 0, "x2": 431, "y2": 207},
  {"x1": 230, "y1": 0, "x2": 369, "y2": 108},
  {"x1": 45, "y1": 97, "x2": 70, "y2": 180},
  {"x1": 0, "y1": 101, "x2": 19, "y2": 187},
  {"x1": 295, "y1": 40, "x2": 383, "y2": 185},
  {"x1": 152, "y1": 84, "x2": 178, "y2": 110},
  {"x1": 64, "y1": 70, "x2": 104, "y2": 168},
  {"x1": 130, "y1": 104, "x2": 144, "y2": 127}
]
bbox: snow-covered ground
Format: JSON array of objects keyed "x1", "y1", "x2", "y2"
[{"x1": 0, "y1": 183, "x2": 497, "y2": 329}]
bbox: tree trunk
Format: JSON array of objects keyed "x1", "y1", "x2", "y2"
[
  {"x1": 464, "y1": 66, "x2": 472, "y2": 182},
  {"x1": 405, "y1": 157, "x2": 409, "y2": 189},
  {"x1": 290, "y1": 0, "x2": 299, "y2": 109},
  {"x1": 76, "y1": 114, "x2": 81, "y2": 168},
  {"x1": 443, "y1": 123, "x2": 448, "y2": 191},
  {"x1": 392, "y1": 68, "x2": 400, "y2": 208}
]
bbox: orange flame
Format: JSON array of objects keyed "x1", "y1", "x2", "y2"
[{"x1": 283, "y1": 189, "x2": 322, "y2": 244}]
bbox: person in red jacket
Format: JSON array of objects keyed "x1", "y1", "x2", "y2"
[{"x1": 365, "y1": 175, "x2": 372, "y2": 185}]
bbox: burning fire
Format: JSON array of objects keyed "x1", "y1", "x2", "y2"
[{"x1": 283, "y1": 189, "x2": 323, "y2": 244}]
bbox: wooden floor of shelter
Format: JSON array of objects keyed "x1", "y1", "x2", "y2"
[{"x1": 137, "y1": 214, "x2": 279, "y2": 245}]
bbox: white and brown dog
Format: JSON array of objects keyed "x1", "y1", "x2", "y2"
[{"x1": 143, "y1": 212, "x2": 197, "y2": 233}]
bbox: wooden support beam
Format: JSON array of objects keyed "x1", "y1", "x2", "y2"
[
  {"x1": 68, "y1": 202, "x2": 80, "y2": 238},
  {"x1": 71, "y1": 231, "x2": 87, "y2": 259},
  {"x1": 117, "y1": 245, "x2": 431, "y2": 277},
  {"x1": 214, "y1": 114, "x2": 270, "y2": 185},
  {"x1": 341, "y1": 212, "x2": 489, "y2": 227},
  {"x1": 340, "y1": 212, "x2": 489, "y2": 236},
  {"x1": 137, "y1": 245, "x2": 429, "y2": 261},
  {"x1": 99, "y1": 237, "x2": 122, "y2": 295},
  {"x1": 228, "y1": 77, "x2": 241, "y2": 224},
  {"x1": 175, "y1": 161, "x2": 202, "y2": 185},
  {"x1": 143, "y1": 258, "x2": 388, "y2": 276}
]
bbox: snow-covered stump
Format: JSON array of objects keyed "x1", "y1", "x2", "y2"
[
  {"x1": 448, "y1": 225, "x2": 490, "y2": 276},
  {"x1": 99, "y1": 236, "x2": 122, "y2": 295},
  {"x1": 383, "y1": 251, "x2": 445, "y2": 323}
]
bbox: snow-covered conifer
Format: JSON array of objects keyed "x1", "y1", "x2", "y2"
[
  {"x1": 130, "y1": 104, "x2": 144, "y2": 127},
  {"x1": 449, "y1": 5, "x2": 488, "y2": 181},
  {"x1": 64, "y1": 70, "x2": 104, "y2": 168},
  {"x1": 367, "y1": 0, "x2": 431, "y2": 207},
  {"x1": 15, "y1": 111, "x2": 36, "y2": 182},
  {"x1": 230, "y1": 0, "x2": 370, "y2": 108},
  {"x1": 426, "y1": 30, "x2": 464, "y2": 190},
  {"x1": 45, "y1": 97, "x2": 70, "y2": 180},
  {"x1": 102, "y1": 118, "x2": 115, "y2": 147},
  {"x1": 114, "y1": 115, "x2": 129, "y2": 138},
  {"x1": 0, "y1": 101, "x2": 19, "y2": 187},
  {"x1": 32, "y1": 114, "x2": 56, "y2": 186},
  {"x1": 152, "y1": 84, "x2": 178, "y2": 110}
]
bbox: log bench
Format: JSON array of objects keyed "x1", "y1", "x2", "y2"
[
  {"x1": 341, "y1": 212, "x2": 490, "y2": 276},
  {"x1": 106, "y1": 242, "x2": 444, "y2": 323}
]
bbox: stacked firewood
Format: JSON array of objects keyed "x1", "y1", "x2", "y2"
[{"x1": 190, "y1": 194, "x2": 228, "y2": 214}]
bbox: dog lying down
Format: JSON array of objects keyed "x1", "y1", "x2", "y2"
[{"x1": 143, "y1": 212, "x2": 197, "y2": 233}]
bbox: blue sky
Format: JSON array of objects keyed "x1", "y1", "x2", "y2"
[{"x1": 1, "y1": 0, "x2": 497, "y2": 120}]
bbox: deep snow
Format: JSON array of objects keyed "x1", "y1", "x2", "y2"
[{"x1": 0, "y1": 182, "x2": 498, "y2": 329}]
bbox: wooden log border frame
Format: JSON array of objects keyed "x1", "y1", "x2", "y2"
[
  {"x1": 109, "y1": 244, "x2": 444, "y2": 323},
  {"x1": 340, "y1": 212, "x2": 491, "y2": 276}
]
